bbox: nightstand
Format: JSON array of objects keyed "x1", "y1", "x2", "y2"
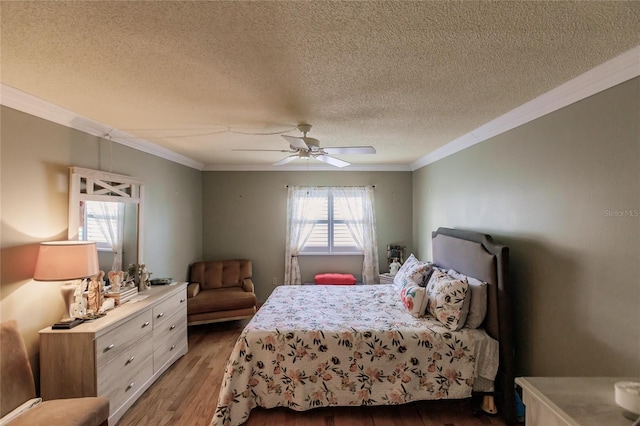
[
  {"x1": 516, "y1": 376, "x2": 639, "y2": 426},
  {"x1": 379, "y1": 273, "x2": 395, "y2": 284}
]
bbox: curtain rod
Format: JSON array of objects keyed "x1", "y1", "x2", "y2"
[{"x1": 284, "y1": 185, "x2": 375, "y2": 188}]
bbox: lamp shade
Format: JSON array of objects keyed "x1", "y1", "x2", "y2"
[{"x1": 34, "y1": 241, "x2": 99, "y2": 281}]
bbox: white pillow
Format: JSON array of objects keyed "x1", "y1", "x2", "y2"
[
  {"x1": 392, "y1": 254, "x2": 432, "y2": 290},
  {"x1": 398, "y1": 276, "x2": 429, "y2": 317},
  {"x1": 425, "y1": 270, "x2": 470, "y2": 330},
  {"x1": 447, "y1": 269, "x2": 488, "y2": 329}
]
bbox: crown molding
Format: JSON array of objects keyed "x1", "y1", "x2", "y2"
[
  {"x1": 410, "y1": 45, "x2": 640, "y2": 171},
  {"x1": 2, "y1": 44, "x2": 637, "y2": 173},
  {"x1": 203, "y1": 164, "x2": 411, "y2": 172},
  {"x1": 0, "y1": 84, "x2": 405, "y2": 172},
  {"x1": 0, "y1": 85, "x2": 205, "y2": 171}
]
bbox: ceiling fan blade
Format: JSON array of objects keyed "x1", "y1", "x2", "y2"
[
  {"x1": 273, "y1": 155, "x2": 299, "y2": 166},
  {"x1": 315, "y1": 154, "x2": 350, "y2": 168},
  {"x1": 282, "y1": 135, "x2": 310, "y2": 150},
  {"x1": 322, "y1": 146, "x2": 376, "y2": 155},
  {"x1": 232, "y1": 149, "x2": 293, "y2": 152}
]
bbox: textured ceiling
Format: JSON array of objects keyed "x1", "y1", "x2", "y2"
[{"x1": 1, "y1": 1, "x2": 639, "y2": 169}]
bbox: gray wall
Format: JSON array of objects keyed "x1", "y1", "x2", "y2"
[
  {"x1": 202, "y1": 171, "x2": 413, "y2": 302},
  {"x1": 0, "y1": 106, "x2": 203, "y2": 380},
  {"x1": 413, "y1": 78, "x2": 640, "y2": 376}
]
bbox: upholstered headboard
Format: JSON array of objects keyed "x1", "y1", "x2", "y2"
[{"x1": 431, "y1": 227, "x2": 515, "y2": 425}]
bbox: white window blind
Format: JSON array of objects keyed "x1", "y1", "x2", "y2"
[{"x1": 301, "y1": 192, "x2": 362, "y2": 254}]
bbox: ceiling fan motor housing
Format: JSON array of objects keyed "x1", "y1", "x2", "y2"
[{"x1": 297, "y1": 124, "x2": 312, "y2": 135}]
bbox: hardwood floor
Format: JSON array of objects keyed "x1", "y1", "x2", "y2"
[{"x1": 118, "y1": 320, "x2": 508, "y2": 426}]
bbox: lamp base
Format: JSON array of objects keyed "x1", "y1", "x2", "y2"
[
  {"x1": 52, "y1": 318, "x2": 84, "y2": 329},
  {"x1": 60, "y1": 281, "x2": 77, "y2": 322}
]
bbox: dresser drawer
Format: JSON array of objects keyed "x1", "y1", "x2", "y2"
[
  {"x1": 153, "y1": 289, "x2": 187, "y2": 330},
  {"x1": 154, "y1": 324, "x2": 188, "y2": 372},
  {"x1": 153, "y1": 307, "x2": 187, "y2": 346},
  {"x1": 96, "y1": 309, "x2": 153, "y2": 365},
  {"x1": 101, "y1": 354, "x2": 153, "y2": 412},
  {"x1": 98, "y1": 332, "x2": 153, "y2": 392}
]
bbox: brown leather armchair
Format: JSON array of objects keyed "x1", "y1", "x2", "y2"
[
  {"x1": 187, "y1": 259, "x2": 258, "y2": 325},
  {"x1": 0, "y1": 320, "x2": 109, "y2": 426}
]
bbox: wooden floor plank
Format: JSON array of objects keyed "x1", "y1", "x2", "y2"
[{"x1": 118, "y1": 320, "x2": 507, "y2": 426}]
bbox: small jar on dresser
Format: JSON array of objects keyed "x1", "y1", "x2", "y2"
[{"x1": 39, "y1": 282, "x2": 188, "y2": 425}]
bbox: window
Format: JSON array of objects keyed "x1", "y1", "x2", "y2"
[
  {"x1": 301, "y1": 192, "x2": 362, "y2": 254},
  {"x1": 79, "y1": 201, "x2": 122, "y2": 251},
  {"x1": 285, "y1": 185, "x2": 379, "y2": 285}
]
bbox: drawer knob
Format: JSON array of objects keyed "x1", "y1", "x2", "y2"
[
  {"x1": 157, "y1": 312, "x2": 164, "y2": 318},
  {"x1": 126, "y1": 356, "x2": 135, "y2": 364},
  {"x1": 105, "y1": 344, "x2": 115, "y2": 351},
  {"x1": 170, "y1": 344, "x2": 176, "y2": 351},
  {"x1": 179, "y1": 298, "x2": 185, "y2": 303},
  {"x1": 127, "y1": 382, "x2": 135, "y2": 390},
  {"x1": 170, "y1": 325, "x2": 176, "y2": 331},
  {"x1": 142, "y1": 321, "x2": 150, "y2": 327}
]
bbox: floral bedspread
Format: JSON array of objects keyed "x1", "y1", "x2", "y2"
[{"x1": 212, "y1": 284, "x2": 497, "y2": 426}]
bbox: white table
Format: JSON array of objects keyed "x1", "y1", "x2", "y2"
[{"x1": 516, "y1": 377, "x2": 640, "y2": 426}]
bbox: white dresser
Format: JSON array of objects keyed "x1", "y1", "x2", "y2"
[{"x1": 39, "y1": 283, "x2": 188, "y2": 424}]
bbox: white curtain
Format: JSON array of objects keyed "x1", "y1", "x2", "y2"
[
  {"x1": 333, "y1": 186, "x2": 379, "y2": 284},
  {"x1": 94, "y1": 201, "x2": 125, "y2": 271},
  {"x1": 284, "y1": 186, "x2": 379, "y2": 285},
  {"x1": 284, "y1": 187, "x2": 327, "y2": 285}
]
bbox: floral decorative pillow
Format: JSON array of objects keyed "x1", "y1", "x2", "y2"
[
  {"x1": 447, "y1": 269, "x2": 488, "y2": 329},
  {"x1": 399, "y1": 276, "x2": 429, "y2": 317},
  {"x1": 392, "y1": 254, "x2": 433, "y2": 290},
  {"x1": 425, "y1": 270, "x2": 470, "y2": 330}
]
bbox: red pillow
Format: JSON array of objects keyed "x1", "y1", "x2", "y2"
[{"x1": 314, "y1": 273, "x2": 356, "y2": 285}]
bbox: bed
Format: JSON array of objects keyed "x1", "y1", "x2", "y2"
[{"x1": 212, "y1": 228, "x2": 515, "y2": 425}]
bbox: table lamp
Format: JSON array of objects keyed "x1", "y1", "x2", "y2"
[{"x1": 34, "y1": 241, "x2": 99, "y2": 328}]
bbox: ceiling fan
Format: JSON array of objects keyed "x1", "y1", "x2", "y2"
[{"x1": 233, "y1": 124, "x2": 376, "y2": 167}]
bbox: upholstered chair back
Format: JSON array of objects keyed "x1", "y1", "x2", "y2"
[
  {"x1": 0, "y1": 320, "x2": 37, "y2": 417},
  {"x1": 190, "y1": 259, "x2": 252, "y2": 290}
]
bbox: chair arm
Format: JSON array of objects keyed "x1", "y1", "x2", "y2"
[
  {"x1": 242, "y1": 278, "x2": 255, "y2": 293},
  {"x1": 187, "y1": 283, "x2": 200, "y2": 298}
]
